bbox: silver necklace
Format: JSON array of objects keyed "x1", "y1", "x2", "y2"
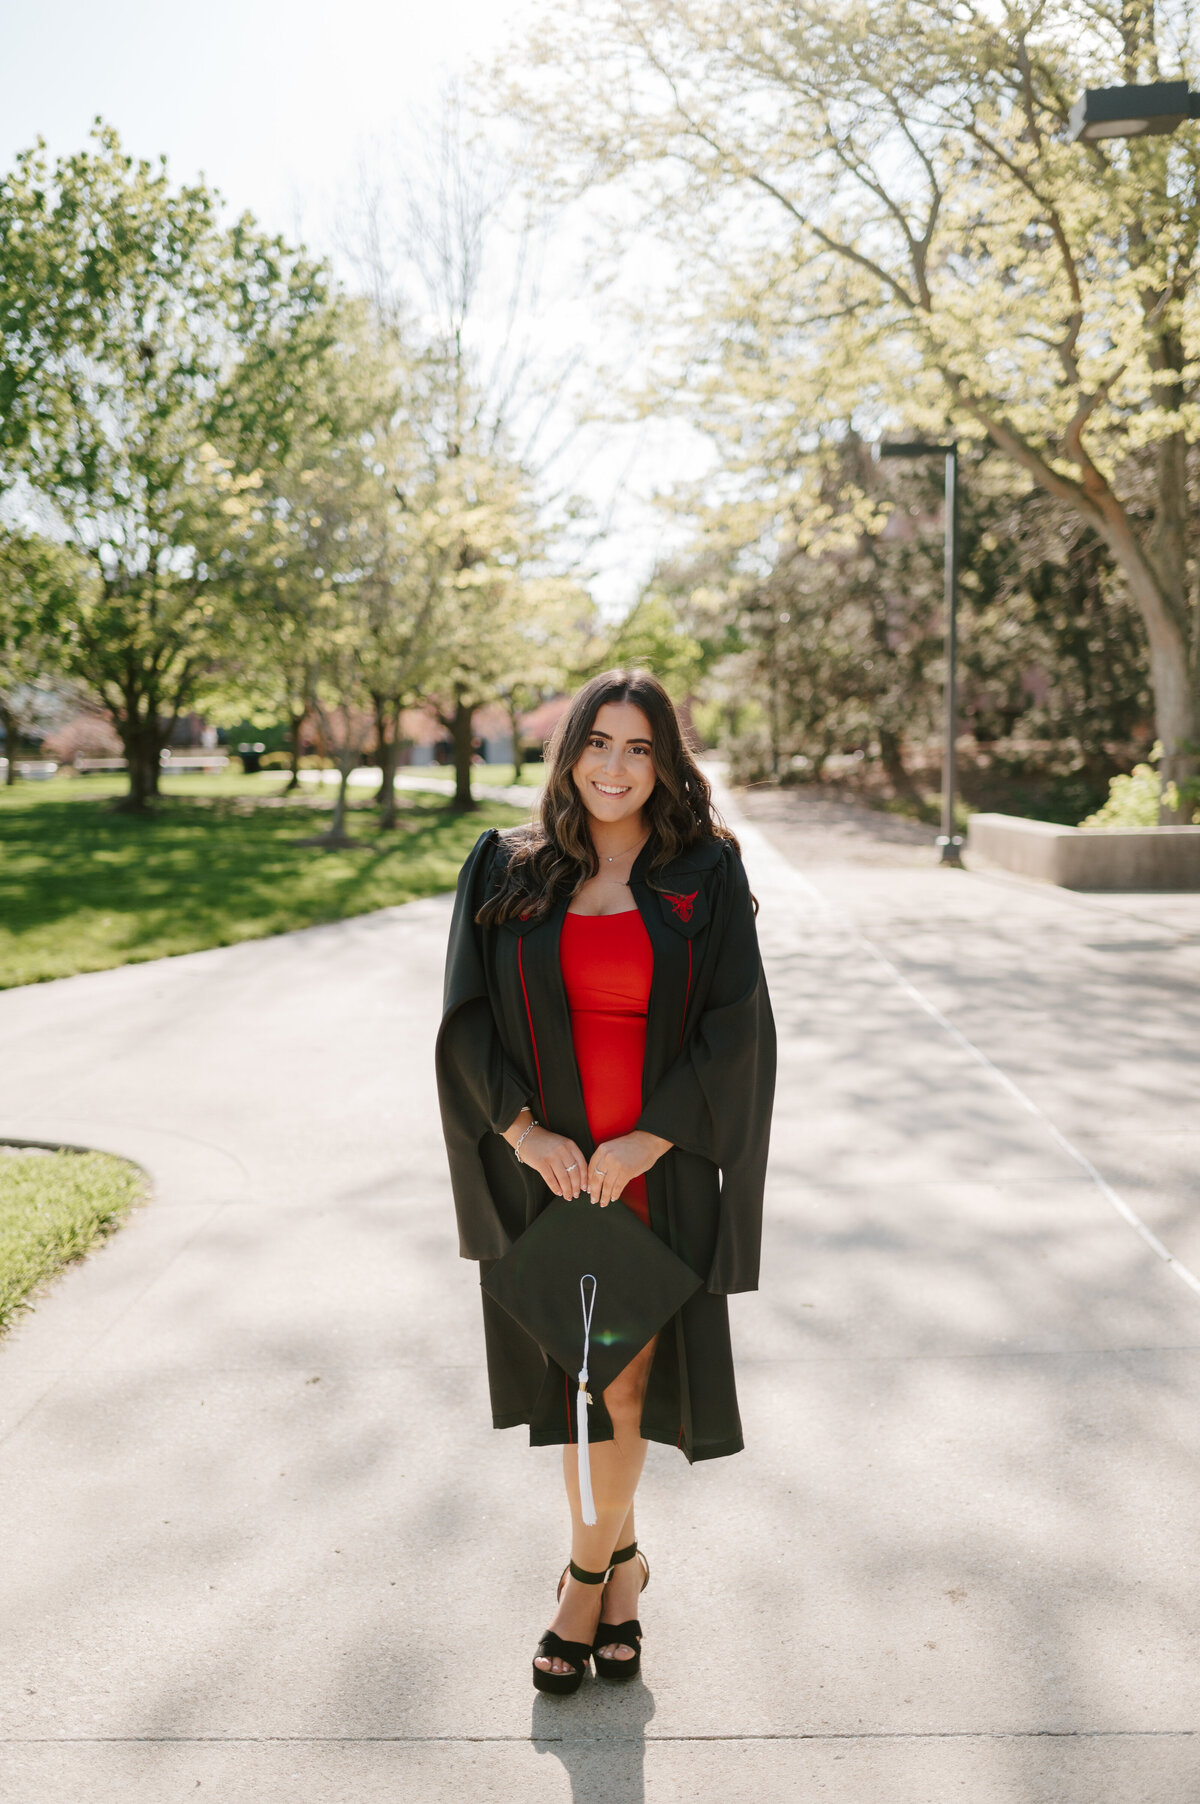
[{"x1": 603, "y1": 833, "x2": 647, "y2": 865}]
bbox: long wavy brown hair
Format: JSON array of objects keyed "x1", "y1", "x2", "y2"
[{"x1": 476, "y1": 669, "x2": 738, "y2": 927}]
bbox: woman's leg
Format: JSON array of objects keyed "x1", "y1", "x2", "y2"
[
  {"x1": 594, "y1": 1505, "x2": 644, "y2": 1663},
  {"x1": 534, "y1": 1335, "x2": 656, "y2": 1674}
]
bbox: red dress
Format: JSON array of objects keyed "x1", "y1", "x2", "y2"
[{"x1": 559, "y1": 908, "x2": 654, "y2": 1226}]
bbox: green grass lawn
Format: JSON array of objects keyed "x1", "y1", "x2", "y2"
[
  {"x1": 0, "y1": 771, "x2": 529, "y2": 989},
  {"x1": 0, "y1": 1147, "x2": 146, "y2": 1334},
  {"x1": 429, "y1": 763, "x2": 543, "y2": 787}
]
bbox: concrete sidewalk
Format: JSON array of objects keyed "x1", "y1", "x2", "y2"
[
  {"x1": 1, "y1": 789, "x2": 1199, "y2": 1801},
  {"x1": 298, "y1": 765, "x2": 534, "y2": 808}
]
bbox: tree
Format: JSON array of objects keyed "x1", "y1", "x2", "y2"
[
  {"x1": 358, "y1": 488, "x2": 441, "y2": 831},
  {"x1": 352, "y1": 340, "x2": 449, "y2": 830},
  {"x1": 205, "y1": 322, "x2": 394, "y2": 843},
  {"x1": 0, "y1": 125, "x2": 333, "y2": 808},
  {"x1": 271, "y1": 450, "x2": 388, "y2": 849},
  {"x1": 505, "y1": 0, "x2": 1200, "y2": 816},
  {"x1": 421, "y1": 448, "x2": 589, "y2": 808},
  {"x1": 960, "y1": 480, "x2": 1153, "y2": 774},
  {"x1": 660, "y1": 429, "x2": 1152, "y2": 803},
  {"x1": 341, "y1": 91, "x2": 597, "y2": 810},
  {"x1": 200, "y1": 302, "x2": 383, "y2": 811},
  {"x1": 604, "y1": 590, "x2": 710, "y2": 700},
  {"x1": 0, "y1": 530, "x2": 82, "y2": 783},
  {"x1": 211, "y1": 447, "x2": 364, "y2": 837},
  {"x1": 682, "y1": 443, "x2": 944, "y2": 785}
]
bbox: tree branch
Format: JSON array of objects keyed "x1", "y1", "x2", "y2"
[{"x1": 623, "y1": 25, "x2": 923, "y2": 312}]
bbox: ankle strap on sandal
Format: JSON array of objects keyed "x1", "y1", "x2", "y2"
[
  {"x1": 607, "y1": 1541, "x2": 638, "y2": 1568},
  {"x1": 568, "y1": 1559, "x2": 611, "y2": 1585}
]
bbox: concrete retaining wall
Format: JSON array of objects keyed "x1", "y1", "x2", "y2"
[{"x1": 967, "y1": 812, "x2": 1200, "y2": 890}]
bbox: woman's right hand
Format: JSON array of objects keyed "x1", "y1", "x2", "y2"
[
  {"x1": 522, "y1": 1126, "x2": 590, "y2": 1199},
  {"x1": 503, "y1": 1111, "x2": 587, "y2": 1199}
]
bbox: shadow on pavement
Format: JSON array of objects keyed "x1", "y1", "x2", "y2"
[{"x1": 531, "y1": 1681, "x2": 655, "y2": 1801}]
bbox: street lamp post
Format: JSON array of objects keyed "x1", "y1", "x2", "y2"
[{"x1": 879, "y1": 439, "x2": 963, "y2": 867}]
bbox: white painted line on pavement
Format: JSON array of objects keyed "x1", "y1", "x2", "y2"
[
  {"x1": 853, "y1": 930, "x2": 1200, "y2": 1297},
  {"x1": 730, "y1": 807, "x2": 1200, "y2": 1304}
]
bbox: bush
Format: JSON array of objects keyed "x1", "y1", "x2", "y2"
[
  {"x1": 1080, "y1": 744, "x2": 1199, "y2": 827},
  {"x1": 258, "y1": 752, "x2": 333, "y2": 772},
  {"x1": 42, "y1": 711, "x2": 122, "y2": 762},
  {"x1": 726, "y1": 725, "x2": 776, "y2": 786}
]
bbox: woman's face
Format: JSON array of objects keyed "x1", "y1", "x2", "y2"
[{"x1": 571, "y1": 701, "x2": 657, "y2": 826}]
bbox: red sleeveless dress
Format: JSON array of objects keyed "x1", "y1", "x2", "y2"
[{"x1": 559, "y1": 908, "x2": 654, "y2": 1225}]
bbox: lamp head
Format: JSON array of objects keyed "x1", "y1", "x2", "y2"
[
  {"x1": 878, "y1": 440, "x2": 956, "y2": 460},
  {"x1": 1067, "y1": 80, "x2": 1191, "y2": 142}
]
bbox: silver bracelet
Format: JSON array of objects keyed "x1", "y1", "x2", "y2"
[{"x1": 512, "y1": 1118, "x2": 538, "y2": 1164}]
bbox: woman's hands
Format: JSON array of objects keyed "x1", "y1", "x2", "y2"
[
  {"x1": 586, "y1": 1130, "x2": 673, "y2": 1207},
  {"x1": 502, "y1": 1110, "x2": 588, "y2": 1199},
  {"x1": 502, "y1": 1111, "x2": 673, "y2": 1205}
]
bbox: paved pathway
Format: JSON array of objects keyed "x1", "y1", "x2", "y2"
[
  {"x1": 1, "y1": 787, "x2": 1199, "y2": 1801},
  {"x1": 298, "y1": 766, "x2": 535, "y2": 807}
]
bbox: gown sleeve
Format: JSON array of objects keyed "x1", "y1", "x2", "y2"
[
  {"x1": 436, "y1": 829, "x2": 535, "y2": 1261},
  {"x1": 635, "y1": 845, "x2": 776, "y2": 1296}
]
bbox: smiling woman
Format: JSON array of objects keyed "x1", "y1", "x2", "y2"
[{"x1": 436, "y1": 668, "x2": 777, "y2": 1696}]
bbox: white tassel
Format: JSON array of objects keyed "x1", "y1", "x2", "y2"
[
  {"x1": 577, "y1": 1274, "x2": 598, "y2": 1526},
  {"x1": 577, "y1": 1380, "x2": 595, "y2": 1525}
]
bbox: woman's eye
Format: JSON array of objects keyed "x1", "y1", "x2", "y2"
[{"x1": 586, "y1": 736, "x2": 650, "y2": 755}]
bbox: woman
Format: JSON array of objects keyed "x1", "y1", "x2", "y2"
[{"x1": 436, "y1": 669, "x2": 776, "y2": 1694}]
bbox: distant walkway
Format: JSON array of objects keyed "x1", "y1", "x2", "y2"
[
  {"x1": 298, "y1": 766, "x2": 537, "y2": 810},
  {"x1": 0, "y1": 781, "x2": 1198, "y2": 1801}
]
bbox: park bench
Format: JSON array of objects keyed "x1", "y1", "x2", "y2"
[
  {"x1": 0, "y1": 759, "x2": 59, "y2": 780},
  {"x1": 74, "y1": 754, "x2": 230, "y2": 775}
]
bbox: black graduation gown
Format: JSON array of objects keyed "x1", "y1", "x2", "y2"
[{"x1": 435, "y1": 828, "x2": 776, "y2": 1464}]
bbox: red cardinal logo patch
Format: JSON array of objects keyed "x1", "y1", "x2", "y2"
[{"x1": 665, "y1": 891, "x2": 698, "y2": 923}]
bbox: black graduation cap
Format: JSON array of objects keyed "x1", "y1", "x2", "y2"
[{"x1": 481, "y1": 1197, "x2": 703, "y2": 1522}]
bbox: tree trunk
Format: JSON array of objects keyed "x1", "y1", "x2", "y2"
[
  {"x1": 0, "y1": 702, "x2": 15, "y2": 784},
  {"x1": 861, "y1": 541, "x2": 922, "y2": 806},
  {"x1": 814, "y1": 730, "x2": 835, "y2": 780},
  {"x1": 327, "y1": 756, "x2": 354, "y2": 842},
  {"x1": 124, "y1": 738, "x2": 160, "y2": 810},
  {"x1": 116, "y1": 698, "x2": 164, "y2": 812},
  {"x1": 284, "y1": 710, "x2": 305, "y2": 793},
  {"x1": 1089, "y1": 486, "x2": 1198, "y2": 821},
  {"x1": 508, "y1": 695, "x2": 523, "y2": 787},
  {"x1": 375, "y1": 696, "x2": 401, "y2": 830},
  {"x1": 767, "y1": 642, "x2": 782, "y2": 780},
  {"x1": 452, "y1": 691, "x2": 476, "y2": 810},
  {"x1": 301, "y1": 699, "x2": 359, "y2": 847},
  {"x1": 878, "y1": 726, "x2": 920, "y2": 802},
  {"x1": 303, "y1": 745, "x2": 357, "y2": 846}
]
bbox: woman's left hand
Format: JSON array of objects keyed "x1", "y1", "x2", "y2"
[{"x1": 587, "y1": 1131, "x2": 673, "y2": 1206}]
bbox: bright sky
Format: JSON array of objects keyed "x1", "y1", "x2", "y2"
[
  {"x1": 2, "y1": 0, "x2": 705, "y2": 614},
  {"x1": 1, "y1": 0, "x2": 529, "y2": 246}
]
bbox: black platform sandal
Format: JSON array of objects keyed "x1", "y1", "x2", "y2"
[
  {"x1": 532, "y1": 1559, "x2": 611, "y2": 1696},
  {"x1": 593, "y1": 1540, "x2": 649, "y2": 1681}
]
